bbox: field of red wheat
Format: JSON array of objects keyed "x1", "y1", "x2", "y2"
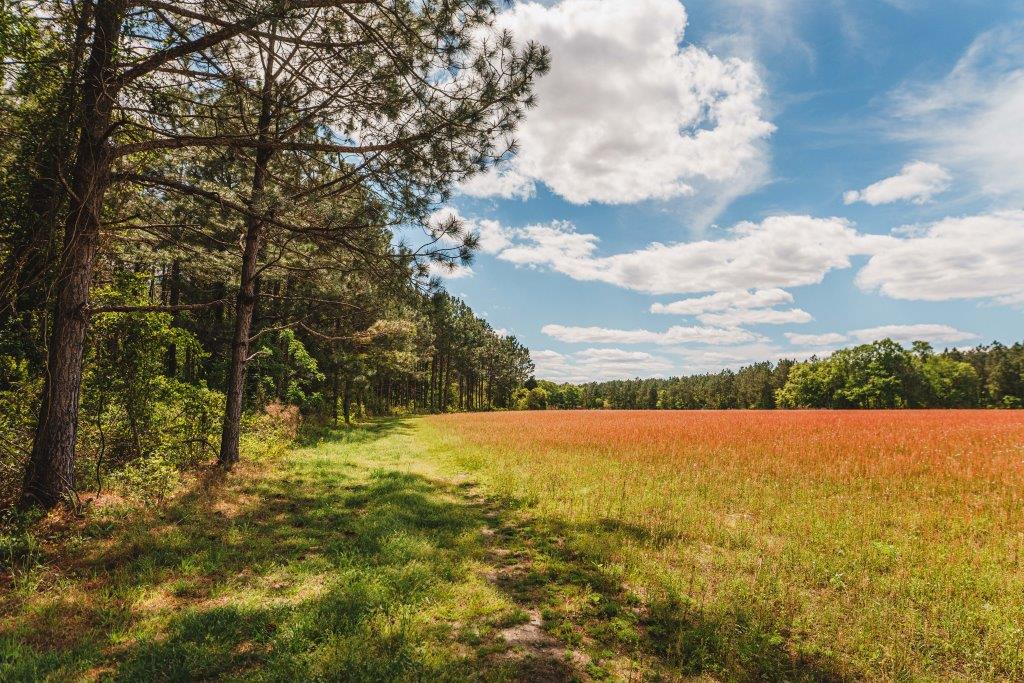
[{"x1": 421, "y1": 410, "x2": 1024, "y2": 680}]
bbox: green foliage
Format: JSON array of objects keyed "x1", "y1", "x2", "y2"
[
  {"x1": 79, "y1": 276, "x2": 224, "y2": 485},
  {"x1": 0, "y1": 506, "x2": 44, "y2": 587},
  {"x1": 112, "y1": 454, "x2": 180, "y2": 506},
  {"x1": 250, "y1": 329, "x2": 325, "y2": 411},
  {"x1": 554, "y1": 340, "x2": 1021, "y2": 411},
  {"x1": 525, "y1": 387, "x2": 549, "y2": 411},
  {"x1": 0, "y1": 354, "x2": 39, "y2": 506},
  {"x1": 512, "y1": 386, "x2": 549, "y2": 410},
  {"x1": 777, "y1": 339, "x2": 985, "y2": 409},
  {"x1": 240, "y1": 403, "x2": 302, "y2": 461},
  {"x1": 918, "y1": 353, "x2": 981, "y2": 408}
]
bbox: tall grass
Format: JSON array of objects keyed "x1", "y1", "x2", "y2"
[{"x1": 423, "y1": 410, "x2": 1024, "y2": 680}]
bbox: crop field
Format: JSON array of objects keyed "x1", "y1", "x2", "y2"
[{"x1": 421, "y1": 410, "x2": 1024, "y2": 680}]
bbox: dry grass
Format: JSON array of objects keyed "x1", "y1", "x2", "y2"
[{"x1": 422, "y1": 410, "x2": 1024, "y2": 681}]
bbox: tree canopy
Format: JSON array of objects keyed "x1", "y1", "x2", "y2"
[
  {"x1": 541, "y1": 339, "x2": 1023, "y2": 411},
  {"x1": 0, "y1": 0, "x2": 547, "y2": 509}
]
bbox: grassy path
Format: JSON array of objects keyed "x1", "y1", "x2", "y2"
[{"x1": 2, "y1": 420, "x2": 614, "y2": 682}]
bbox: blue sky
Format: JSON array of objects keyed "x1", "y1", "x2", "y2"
[{"x1": 434, "y1": 0, "x2": 1024, "y2": 382}]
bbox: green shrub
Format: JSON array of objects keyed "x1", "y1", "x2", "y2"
[
  {"x1": 112, "y1": 454, "x2": 180, "y2": 506},
  {"x1": 240, "y1": 402, "x2": 301, "y2": 461}
]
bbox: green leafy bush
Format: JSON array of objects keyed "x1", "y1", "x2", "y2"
[
  {"x1": 112, "y1": 454, "x2": 180, "y2": 506},
  {"x1": 240, "y1": 402, "x2": 301, "y2": 461},
  {"x1": 0, "y1": 355, "x2": 40, "y2": 507}
]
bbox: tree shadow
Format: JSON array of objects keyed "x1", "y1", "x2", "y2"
[{"x1": 2, "y1": 420, "x2": 852, "y2": 682}]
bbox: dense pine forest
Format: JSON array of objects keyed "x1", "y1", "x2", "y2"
[
  {"x1": 0, "y1": 0, "x2": 547, "y2": 509},
  {"x1": 534, "y1": 339, "x2": 1024, "y2": 411}
]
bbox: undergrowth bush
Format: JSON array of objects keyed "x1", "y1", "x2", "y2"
[
  {"x1": 240, "y1": 402, "x2": 301, "y2": 460},
  {"x1": 111, "y1": 455, "x2": 180, "y2": 506},
  {"x1": 0, "y1": 356, "x2": 40, "y2": 508},
  {"x1": 0, "y1": 507, "x2": 45, "y2": 587}
]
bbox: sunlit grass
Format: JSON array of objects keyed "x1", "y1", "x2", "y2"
[
  {"x1": 0, "y1": 421, "x2": 556, "y2": 681},
  {"x1": 4, "y1": 412, "x2": 1022, "y2": 681}
]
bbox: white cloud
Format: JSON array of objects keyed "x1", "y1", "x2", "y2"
[
  {"x1": 651, "y1": 288, "x2": 793, "y2": 314},
  {"x1": 532, "y1": 348, "x2": 675, "y2": 382},
  {"x1": 843, "y1": 161, "x2": 951, "y2": 205},
  {"x1": 785, "y1": 332, "x2": 848, "y2": 346},
  {"x1": 892, "y1": 24, "x2": 1024, "y2": 200},
  {"x1": 474, "y1": 218, "x2": 513, "y2": 254},
  {"x1": 499, "y1": 220, "x2": 600, "y2": 267},
  {"x1": 856, "y1": 210, "x2": 1024, "y2": 303},
  {"x1": 701, "y1": 0, "x2": 814, "y2": 64},
  {"x1": 848, "y1": 324, "x2": 977, "y2": 345},
  {"x1": 667, "y1": 342, "x2": 830, "y2": 373},
  {"x1": 461, "y1": 0, "x2": 774, "y2": 205},
  {"x1": 499, "y1": 215, "x2": 885, "y2": 295},
  {"x1": 697, "y1": 307, "x2": 812, "y2": 326},
  {"x1": 427, "y1": 262, "x2": 474, "y2": 280},
  {"x1": 541, "y1": 323, "x2": 761, "y2": 346},
  {"x1": 786, "y1": 326, "x2": 977, "y2": 348},
  {"x1": 650, "y1": 288, "x2": 811, "y2": 327},
  {"x1": 428, "y1": 207, "x2": 512, "y2": 255},
  {"x1": 458, "y1": 166, "x2": 535, "y2": 201},
  {"x1": 485, "y1": 209, "x2": 1019, "y2": 308}
]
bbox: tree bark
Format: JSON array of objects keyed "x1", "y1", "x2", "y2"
[
  {"x1": 342, "y1": 377, "x2": 351, "y2": 425},
  {"x1": 21, "y1": 0, "x2": 125, "y2": 510},
  {"x1": 165, "y1": 260, "x2": 181, "y2": 377},
  {"x1": 218, "y1": 28, "x2": 277, "y2": 468}
]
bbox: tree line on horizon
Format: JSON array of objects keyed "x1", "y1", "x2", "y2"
[
  {"x1": 529, "y1": 339, "x2": 1024, "y2": 411},
  {"x1": 0, "y1": 0, "x2": 547, "y2": 509}
]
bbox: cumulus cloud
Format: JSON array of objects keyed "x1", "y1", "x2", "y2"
[
  {"x1": 477, "y1": 209, "x2": 1019, "y2": 308},
  {"x1": 848, "y1": 324, "x2": 977, "y2": 345},
  {"x1": 668, "y1": 342, "x2": 831, "y2": 373},
  {"x1": 532, "y1": 348, "x2": 675, "y2": 382},
  {"x1": 461, "y1": 0, "x2": 774, "y2": 205},
  {"x1": 891, "y1": 24, "x2": 1024, "y2": 200},
  {"x1": 426, "y1": 262, "x2": 475, "y2": 280},
  {"x1": 651, "y1": 288, "x2": 793, "y2": 314},
  {"x1": 856, "y1": 211, "x2": 1024, "y2": 303},
  {"x1": 785, "y1": 332, "x2": 848, "y2": 346},
  {"x1": 440, "y1": 203, "x2": 1020, "y2": 312},
  {"x1": 785, "y1": 325, "x2": 976, "y2": 347},
  {"x1": 843, "y1": 161, "x2": 951, "y2": 205},
  {"x1": 697, "y1": 307, "x2": 812, "y2": 327},
  {"x1": 541, "y1": 323, "x2": 761, "y2": 346},
  {"x1": 649, "y1": 288, "x2": 810, "y2": 327},
  {"x1": 499, "y1": 215, "x2": 884, "y2": 295}
]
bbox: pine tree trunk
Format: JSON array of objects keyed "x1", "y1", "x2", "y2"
[
  {"x1": 218, "y1": 29, "x2": 277, "y2": 468},
  {"x1": 21, "y1": 0, "x2": 125, "y2": 509},
  {"x1": 343, "y1": 378, "x2": 351, "y2": 425},
  {"x1": 331, "y1": 367, "x2": 339, "y2": 426},
  {"x1": 165, "y1": 260, "x2": 181, "y2": 377}
]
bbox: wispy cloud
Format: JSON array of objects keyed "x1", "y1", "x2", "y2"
[
  {"x1": 891, "y1": 23, "x2": 1024, "y2": 201},
  {"x1": 541, "y1": 324, "x2": 762, "y2": 346},
  {"x1": 532, "y1": 348, "x2": 676, "y2": 382}
]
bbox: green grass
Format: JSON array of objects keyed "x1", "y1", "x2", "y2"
[
  {"x1": 1, "y1": 420, "x2": 608, "y2": 681},
  {"x1": 6, "y1": 415, "x2": 1014, "y2": 681}
]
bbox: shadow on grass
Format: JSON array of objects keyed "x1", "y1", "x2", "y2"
[{"x1": 1, "y1": 419, "x2": 851, "y2": 682}]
